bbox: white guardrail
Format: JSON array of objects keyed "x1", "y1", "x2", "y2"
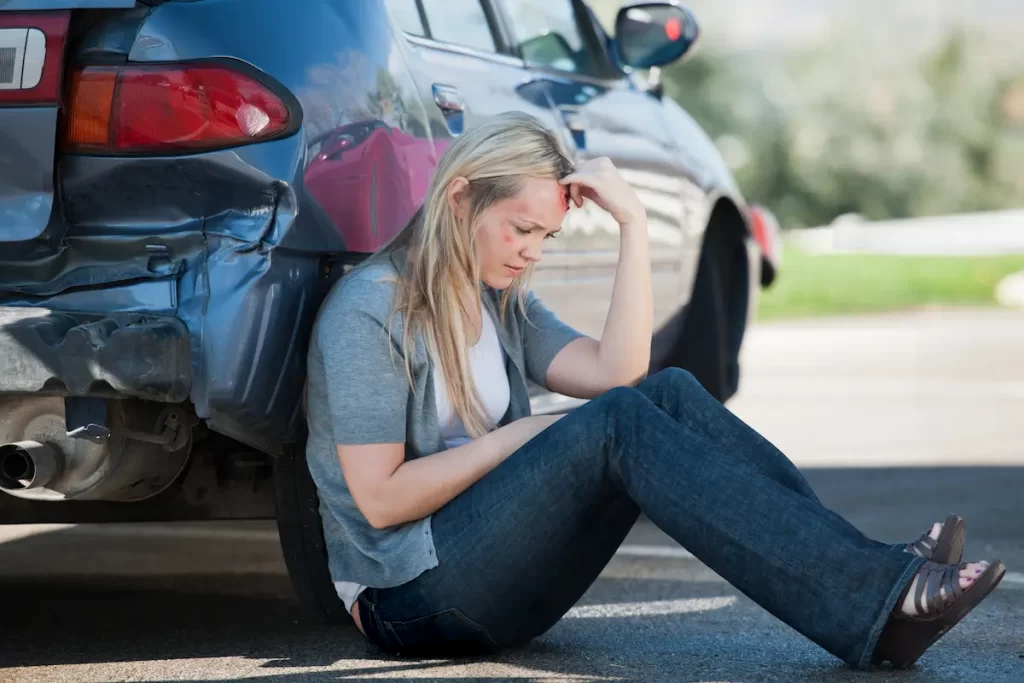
[{"x1": 786, "y1": 209, "x2": 1024, "y2": 256}]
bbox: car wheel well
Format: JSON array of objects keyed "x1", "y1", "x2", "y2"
[
  {"x1": 707, "y1": 196, "x2": 749, "y2": 245},
  {"x1": 655, "y1": 197, "x2": 750, "y2": 402}
]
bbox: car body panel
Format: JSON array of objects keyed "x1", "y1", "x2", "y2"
[
  {"x1": 0, "y1": 0, "x2": 762, "y2": 460},
  {"x1": 0, "y1": 1, "x2": 135, "y2": 8}
]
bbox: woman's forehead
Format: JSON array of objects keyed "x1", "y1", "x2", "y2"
[{"x1": 503, "y1": 177, "x2": 568, "y2": 223}]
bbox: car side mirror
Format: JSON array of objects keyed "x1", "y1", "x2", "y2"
[{"x1": 614, "y1": 2, "x2": 699, "y2": 69}]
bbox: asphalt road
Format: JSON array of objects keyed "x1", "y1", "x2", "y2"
[{"x1": 2, "y1": 308, "x2": 1023, "y2": 683}]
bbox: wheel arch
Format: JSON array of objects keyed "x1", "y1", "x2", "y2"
[{"x1": 651, "y1": 194, "x2": 753, "y2": 402}]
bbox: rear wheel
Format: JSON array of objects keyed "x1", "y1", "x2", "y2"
[
  {"x1": 665, "y1": 210, "x2": 750, "y2": 403},
  {"x1": 273, "y1": 437, "x2": 349, "y2": 624}
]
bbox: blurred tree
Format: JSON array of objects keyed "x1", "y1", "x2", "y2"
[{"x1": 651, "y1": 21, "x2": 1024, "y2": 228}]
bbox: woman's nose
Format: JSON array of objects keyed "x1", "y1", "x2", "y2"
[{"x1": 522, "y1": 241, "x2": 543, "y2": 262}]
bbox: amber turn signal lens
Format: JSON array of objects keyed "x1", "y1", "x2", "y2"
[{"x1": 62, "y1": 67, "x2": 117, "y2": 149}]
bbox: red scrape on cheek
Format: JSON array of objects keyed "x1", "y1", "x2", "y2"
[{"x1": 501, "y1": 232, "x2": 513, "y2": 244}]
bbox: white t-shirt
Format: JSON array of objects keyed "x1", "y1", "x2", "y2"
[{"x1": 334, "y1": 302, "x2": 510, "y2": 614}]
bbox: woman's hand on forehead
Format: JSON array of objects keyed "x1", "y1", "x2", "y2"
[{"x1": 559, "y1": 157, "x2": 645, "y2": 228}]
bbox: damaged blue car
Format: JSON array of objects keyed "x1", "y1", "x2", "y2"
[{"x1": 0, "y1": 0, "x2": 780, "y2": 620}]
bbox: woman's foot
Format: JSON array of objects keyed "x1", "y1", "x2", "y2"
[
  {"x1": 906, "y1": 522, "x2": 946, "y2": 558},
  {"x1": 900, "y1": 560, "x2": 989, "y2": 617},
  {"x1": 875, "y1": 559, "x2": 1006, "y2": 668},
  {"x1": 905, "y1": 514, "x2": 964, "y2": 565}
]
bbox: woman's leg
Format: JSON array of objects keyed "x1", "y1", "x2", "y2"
[
  {"x1": 633, "y1": 369, "x2": 963, "y2": 559},
  {"x1": 360, "y1": 435, "x2": 642, "y2": 653},
  {"x1": 633, "y1": 368, "x2": 823, "y2": 504},
  {"x1": 361, "y1": 369, "x2": 924, "y2": 669}
]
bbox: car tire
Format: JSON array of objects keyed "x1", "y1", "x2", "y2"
[
  {"x1": 273, "y1": 437, "x2": 350, "y2": 624},
  {"x1": 667, "y1": 224, "x2": 749, "y2": 403}
]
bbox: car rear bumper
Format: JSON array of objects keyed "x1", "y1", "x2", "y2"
[{"x1": 0, "y1": 307, "x2": 191, "y2": 402}]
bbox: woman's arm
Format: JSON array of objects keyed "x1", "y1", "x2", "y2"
[
  {"x1": 544, "y1": 158, "x2": 654, "y2": 398},
  {"x1": 338, "y1": 414, "x2": 563, "y2": 529},
  {"x1": 595, "y1": 211, "x2": 653, "y2": 383}
]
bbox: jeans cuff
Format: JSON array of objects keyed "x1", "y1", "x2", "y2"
[{"x1": 855, "y1": 551, "x2": 926, "y2": 670}]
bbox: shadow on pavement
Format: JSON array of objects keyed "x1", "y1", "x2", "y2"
[{"x1": 0, "y1": 573, "x2": 925, "y2": 683}]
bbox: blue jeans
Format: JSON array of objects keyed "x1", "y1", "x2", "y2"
[{"x1": 356, "y1": 368, "x2": 924, "y2": 669}]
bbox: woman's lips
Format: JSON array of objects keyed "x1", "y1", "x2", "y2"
[{"x1": 505, "y1": 265, "x2": 523, "y2": 276}]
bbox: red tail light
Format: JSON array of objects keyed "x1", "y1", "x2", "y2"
[
  {"x1": 749, "y1": 204, "x2": 783, "y2": 267},
  {"x1": 62, "y1": 63, "x2": 293, "y2": 153}
]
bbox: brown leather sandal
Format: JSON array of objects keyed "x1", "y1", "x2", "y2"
[
  {"x1": 872, "y1": 559, "x2": 1006, "y2": 668},
  {"x1": 905, "y1": 513, "x2": 965, "y2": 565}
]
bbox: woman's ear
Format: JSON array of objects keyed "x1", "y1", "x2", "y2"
[{"x1": 447, "y1": 177, "x2": 471, "y2": 222}]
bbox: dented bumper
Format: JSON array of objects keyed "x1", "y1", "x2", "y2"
[{"x1": 0, "y1": 307, "x2": 191, "y2": 401}]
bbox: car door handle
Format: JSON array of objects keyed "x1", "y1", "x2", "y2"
[
  {"x1": 432, "y1": 84, "x2": 465, "y2": 135},
  {"x1": 432, "y1": 84, "x2": 464, "y2": 114}
]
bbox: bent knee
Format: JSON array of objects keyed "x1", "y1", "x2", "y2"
[
  {"x1": 649, "y1": 367, "x2": 703, "y2": 393},
  {"x1": 587, "y1": 386, "x2": 657, "y2": 426},
  {"x1": 594, "y1": 385, "x2": 648, "y2": 410}
]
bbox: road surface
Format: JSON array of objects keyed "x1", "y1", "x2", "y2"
[{"x1": 2, "y1": 308, "x2": 1022, "y2": 682}]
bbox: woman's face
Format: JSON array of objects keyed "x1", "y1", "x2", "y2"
[{"x1": 451, "y1": 176, "x2": 568, "y2": 289}]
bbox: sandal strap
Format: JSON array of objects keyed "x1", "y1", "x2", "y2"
[
  {"x1": 912, "y1": 562, "x2": 964, "y2": 615},
  {"x1": 907, "y1": 534, "x2": 937, "y2": 558}
]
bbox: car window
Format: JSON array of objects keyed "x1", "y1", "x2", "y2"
[
  {"x1": 419, "y1": 0, "x2": 497, "y2": 53},
  {"x1": 498, "y1": 0, "x2": 592, "y2": 75},
  {"x1": 385, "y1": 0, "x2": 427, "y2": 36}
]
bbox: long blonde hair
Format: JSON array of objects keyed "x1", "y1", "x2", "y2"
[{"x1": 378, "y1": 111, "x2": 574, "y2": 438}]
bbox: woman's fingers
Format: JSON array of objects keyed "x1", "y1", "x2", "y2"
[
  {"x1": 561, "y1": 173, "x2": 613, "y2": 211},
  {"x1": 570, "y1": 182, "x2": 584, "y2": 208},
  {"x1": 559, "y1": 171, "x2": 600, "y2": 189},
  {"x1": 560, "y1": 173, "x2": 600, "y2": 209},
  {"x1": 560, "y1": 158, "x2": 645, "y2": 226},
  {"x1": 561, "y1": 182, "x2": 595, "y2": 210}
]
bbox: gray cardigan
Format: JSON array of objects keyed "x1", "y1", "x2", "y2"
[{"x1": 304, "y1": 249, "x2": 585, "y2": 588}]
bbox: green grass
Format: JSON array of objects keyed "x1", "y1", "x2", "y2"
[{"x1": 755, "y1": 246, "x2": 1024, "y2": 321}]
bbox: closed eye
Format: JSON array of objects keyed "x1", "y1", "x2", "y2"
[{"x1": 515, "y1": 225, "x2": 558, "y2": 239}]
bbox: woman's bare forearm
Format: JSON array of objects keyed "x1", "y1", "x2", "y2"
[
  {"x1": 598, "y1": 224, "x2": 653, "y2": 384},
  {"x1": 560, "y1": 158, "x2": 654, "y2": 386},
  {"x1": 366, "y1": 414, "x2": 563, "y2": 529}
]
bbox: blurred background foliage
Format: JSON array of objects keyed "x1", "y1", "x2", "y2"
[{"x1": 592, "y1": 0, "x2": 1024, "y2": 229}]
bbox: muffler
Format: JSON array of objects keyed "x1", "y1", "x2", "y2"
[
  {"x1": 0, "y1": 441, "x2": 60, "y2": 491},
  {"x1": 0, "y1": 397, "x2": 194, "y2": 502}
]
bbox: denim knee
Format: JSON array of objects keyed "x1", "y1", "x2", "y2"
[
  {"x1": 591, "y1": 384, "x2": 649, "y2": 415},
  {"x1": 641, "y1": 367, "x2": 704, "y2": 396},
  {"x1": 585, "y1": 385, "x2": 664, "y2": 444}
]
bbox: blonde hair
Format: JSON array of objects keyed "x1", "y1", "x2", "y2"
[{"x1": 377, "y1": 111, "x2": 574, "y2": 438}]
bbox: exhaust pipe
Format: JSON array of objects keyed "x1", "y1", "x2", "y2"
[{"x1": 0, "y1": 441, "x2": 60, "y2": 491}]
